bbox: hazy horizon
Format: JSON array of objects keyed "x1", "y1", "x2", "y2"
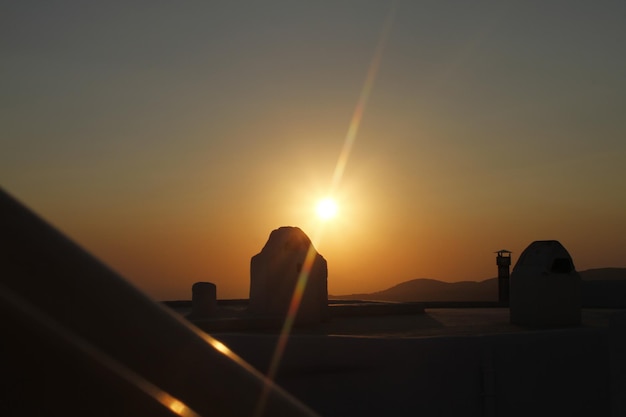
[{"x1": 3, "y1": 1, "x2": 625, "y2": 300}]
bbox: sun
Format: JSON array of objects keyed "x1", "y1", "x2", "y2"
[{"x1": 316, "y1": 197, "x2": 338, "y2": 221}]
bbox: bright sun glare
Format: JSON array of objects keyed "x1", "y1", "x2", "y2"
[{"x1": 316, "y1": 198, "x2": 338, "y2": 220}]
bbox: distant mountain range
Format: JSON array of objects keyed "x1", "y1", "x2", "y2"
[
  {"x1": 577, "y1": 267, "x2": 626, "y2": 281},
  {"x1": 330, "y1": 268, "x2": 626, "y2": 306}
]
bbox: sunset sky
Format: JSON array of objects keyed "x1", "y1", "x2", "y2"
[{"x1": 3, "y1": 1, "x2": 625, "y2": 300}]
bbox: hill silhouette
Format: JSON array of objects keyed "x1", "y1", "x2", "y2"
[
  {"x1": 331, "y1": 268, "x2": 626, "y2": 303},
  {"x1": 332, "y1": 278, "x2": 499, "y2": 302},
  {"x1": 578, "y1": 267, "x2": 626, "y2": 281}
]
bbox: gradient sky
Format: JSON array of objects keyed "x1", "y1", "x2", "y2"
[{"x1": 3, "y1": 1, "x2": 625, "y2": 300}]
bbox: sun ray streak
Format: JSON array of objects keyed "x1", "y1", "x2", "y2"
[
  {"x1": 330, "y1": 4, "x2": 396, "y2": 196},
  {"x1": 254, "y1": 5, "x2": 396, "y2": 416},
  {"x1": 253, "y1": 242, "x2": 319, "y2": 417}
]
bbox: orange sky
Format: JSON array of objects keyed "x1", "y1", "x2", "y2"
[{"x1": 3, "y1": 1, "x2": 626, "y2": 300}]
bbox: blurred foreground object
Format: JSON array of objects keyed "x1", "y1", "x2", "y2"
[{"x1": 0, "y1": 187, "x2": 319, "y2": 417}]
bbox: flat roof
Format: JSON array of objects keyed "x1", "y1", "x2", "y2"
[{"x1": 180, "y1": 302, "x2": 621, "y2": 338}]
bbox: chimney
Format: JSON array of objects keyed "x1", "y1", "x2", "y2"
[{"x1": 495, "y1": 249, "x2": 512, "y2": 306}]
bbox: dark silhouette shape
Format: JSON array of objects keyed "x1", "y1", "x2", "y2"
[
  {"x1": 551, "y1": 258, "x2": 574, "y2": 274},
  {"x1": 249, "y1": 227, "x2": 328, "y2": 324},
  {"x1": 190, "y1": 281, "x2": 217, "y2": 319},
  {"x1": 495, "y1": 249, "x2": 512, "y2": 306},
  {"x1": 510, "y1": 240, "x2": 581, "y2": 326}
]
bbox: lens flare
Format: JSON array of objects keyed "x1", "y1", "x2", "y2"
[{"x1": 329, "y1": 4, "x2": 396, "y2": 197}]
